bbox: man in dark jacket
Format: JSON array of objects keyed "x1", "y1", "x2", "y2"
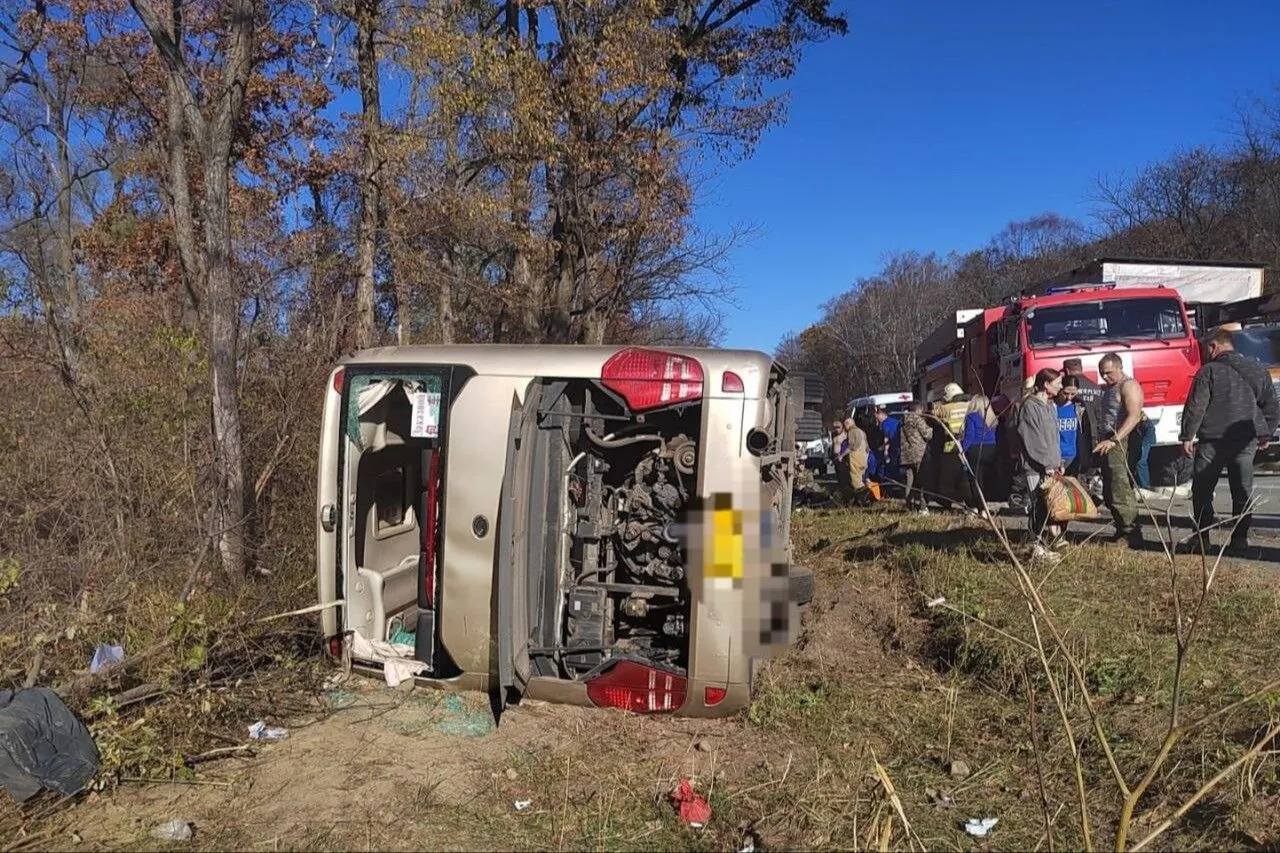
[{"x1": 1180, "y1": 328, "x2": 1280, "y2": 553}]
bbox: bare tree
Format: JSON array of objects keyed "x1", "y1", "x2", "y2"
[
  {"x1": 0, "y1": 1, "x2": 108, "y2": 380},
  {"x1": 129, "y1": 0, "x2": 258, "y2": 581},
  {"x1": 1095, "y1": 148, "x2": 1244, "y2": 259},
  {"x1": 1235, "y1": 101, "x2": 1280, "y2": 270},
  {"x1": 351, "y1": 0, "x2": 385, "y2": 346}
]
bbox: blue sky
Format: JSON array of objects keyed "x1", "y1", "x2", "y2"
[{"x1": 703, "y1": 0, "x2": 1280, "y2": 352}]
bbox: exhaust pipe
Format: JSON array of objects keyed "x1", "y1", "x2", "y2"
[{"x1": 745, "y1": 428, "x2": 771, "y2": 456}]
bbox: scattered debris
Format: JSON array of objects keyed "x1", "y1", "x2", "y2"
[
  {"x1": 948, "y1": 759, "x2": 971, "y2": 780},
  {"x1": 247, "y1": 721, "x2": 289, "y2": 741},
  {"x1": 695, "y1": 739, "x2": 712, "y2": 753},
  {"x1": 670, "y1": 778, "x2": 712, "y2": 827},
  {"x1": 925, "y1": 787, "x2": 955, "y2": 807},
  {"x1": 429, "y1": 694, "x2": 494, "y2": 738},
  {"x1": 736, "y1": 825, "x2": 762, "y2": 853},
  {"x1": 513, "y1": 799, "x2": 533, "y2": 812},
  {"x1": 964, "y1": 817, "x2": 999, "y2": 837},
  {"x1": 504, "y1": 768, "x2": 519, "y2": 781},
  {"x1": 150, "y1": 819, "x2": 193, "y2": 841},
  {"x1": 351, "y1": 632, "x2": 427, "y2": 688},
  {"x1": 0, "y1": 687, "x2": 100, "y2": 802},
  {"x1": 324, "y1": 690, "x2": 357, "y2": 710},
  {"x1": 926, "y1": 596, "x2": 947, "y2": 608},
  {"x1": 88, "y1": 643, "x2": 124, "y2": 674}
]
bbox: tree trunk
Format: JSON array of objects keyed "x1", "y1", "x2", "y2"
[
  {"x1": 544, "y1": 205, "x2": 578, "y2": 342},
  {"x1": 54, "y1": 114, "x2": 79, "y2": 330},
  {"x1": 437, "y1": 125, "x2": 462, "y2": 345},
  {"x1": 165, "y1": 0, "x2": 203, "y2": 331},
  {"x1": 38, "y1": 74, "x2": 85, "y2": 385},
  {"x1": 202, "y1": 152, "x2": 248, "y2": 581},
  {"x1": 129, "y1": 0, "x2": 257, "y2": 581},
  {"x1": 305, "y1": 178, "x2": 344, "y2": 355},
  {"x1": 584, "y1": 309, "x2": 609, "y2": 345},
  {"x1": 353, "y1": 0, "x2": 380, "y2": 348},
  {"x1": 438, "y1": 246, "x2": 457, "y2": 344}
]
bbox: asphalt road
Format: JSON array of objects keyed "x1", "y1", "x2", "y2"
[
  {"x1": 806, "y1": 469, "x2": 1280, "y2": 567},
  {"x1": 996, "y1": 472, "x2": 1280, "y2": 566}
]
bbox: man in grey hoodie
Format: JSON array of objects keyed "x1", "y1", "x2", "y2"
[{"x1": 1180, "y1": 327, "x2": 1280, "y2": 553}]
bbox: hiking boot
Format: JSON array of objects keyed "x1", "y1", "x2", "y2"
[
  {"x1": 1177, "y1": 535, "x2": 1211, "y2": 556},
  {"x1": 1031, "y1": 543, "x2": 1062, "y2": 565},
  {"x1": 1225, "y1": 539, "x2": 1253, "y2": 559},
  {"x1": 1106, "y1": 527, "x2": 1144, "y2": 549}
]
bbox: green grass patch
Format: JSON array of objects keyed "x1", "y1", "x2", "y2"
[{"x1": 787, "y1": 505, "x2": 1280, "y2": 850}]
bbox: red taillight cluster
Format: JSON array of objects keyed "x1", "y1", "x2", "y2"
[
  {"x1": 585, "y1": 660, "x2": 688, "y2": 713},
  {"x1": 601, "y1": 348, "x2": 704, "y2": 411},
  {"x1": 721, "y1": 371, "x2": 744, "y2": 393},
  {"x1": 327, "y1": 636, "x2": 342, "y2": 659},
  {"x1": 704, "y1": 686, "x2": 727, "y2": 706},
  {"x1": 332, "y1": 367, "x2": 345, "y2": 395}
]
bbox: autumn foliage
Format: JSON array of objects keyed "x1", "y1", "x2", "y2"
[{"x1": 0, "y1": 0, "x2": 846, "y2": 606}]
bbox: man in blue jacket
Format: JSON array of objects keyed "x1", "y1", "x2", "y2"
[
  {"x1": 874, "y1": 406, "x2": 902, "y2": 489},
  {"x1": 1179, "y1": 327, "x2": 1280, "y2": 554}
]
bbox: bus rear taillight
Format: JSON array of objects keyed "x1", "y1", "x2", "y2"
[
  {"x1": 601, "y1": 348, "x2": 703, "y2": 411},
  {"x1": 585, "y1": 660, "x2": 688, "y2": 713}
]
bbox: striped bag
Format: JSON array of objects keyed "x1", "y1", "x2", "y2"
[{"x1": 1042, "y1": 474, "x2": 1099, "y2": 522}]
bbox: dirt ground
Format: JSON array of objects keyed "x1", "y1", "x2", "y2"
[
  {"x1": 28, "y1": 515, "x2": 922, "y2": 852},
  {"x1": 58, "y1": 682, "x2": 785, "y2": 851}
]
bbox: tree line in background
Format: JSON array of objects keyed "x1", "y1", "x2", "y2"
[
  {"x1": 777, "y1": 91, "x2": 1280, "y2": 416},
  {"x1": 0, "y1": 0, "x2": 845, "y2": 584}
]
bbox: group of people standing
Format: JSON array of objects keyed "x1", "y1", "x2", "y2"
[
  {"x1": 829, "y1": 383, "x2": 1000, "y2": 516},
  {"x1": 1013, "y1": 357, "x2": 1145, "y2": 563},
  {"x1": 827, "y1": 328, "x2": 1279, "y2": 563}
]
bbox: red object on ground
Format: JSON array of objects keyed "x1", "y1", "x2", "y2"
[{"x1": 671, "y1": 778, "x2": 712, "y2": 826}]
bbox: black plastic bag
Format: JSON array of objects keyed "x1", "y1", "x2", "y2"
[{"x1": 0, "y1": 688, "x2": 99, "y2": 802}]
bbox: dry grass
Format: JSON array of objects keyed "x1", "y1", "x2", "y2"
[
  {"x1": 4, "y1": 503, "x2": 1279, "y2": 851},
  {"x1": 446, "y1": 505, "x2": 1280, "y2": 851}
]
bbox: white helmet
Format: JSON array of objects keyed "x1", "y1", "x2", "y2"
[{"x1": 942, "y1": 382, "x2": 963, "y2": 402}]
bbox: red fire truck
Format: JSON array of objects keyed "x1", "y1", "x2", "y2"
[{"x1": 915, "y1": 259, "x2": 1268, "y2": 484}]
